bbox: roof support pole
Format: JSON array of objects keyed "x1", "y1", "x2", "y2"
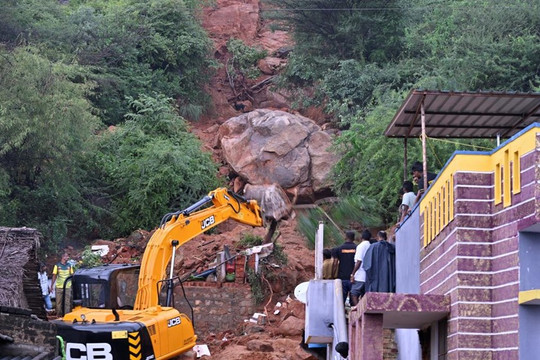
[
  {"x1": 421, "y1": 101, "x2": 428, "y2": 191},
  {"x1": 403, "y1": 138, "x2": 408, "y2": 181}
]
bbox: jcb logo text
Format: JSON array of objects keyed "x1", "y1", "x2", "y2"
[
  {"x1": 168, "y1": 316, "x2": 181, "y2": 327},
  {"x1": 201, "y1": 215, "x2": 215, "y2": 230},
  {"x1": 66, "y1": 343, "x2": 112, "y2": 360}
]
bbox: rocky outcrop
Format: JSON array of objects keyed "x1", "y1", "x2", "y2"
[
  {"x1": 203, "y1": 0, "x2": 290, "y2": 53},
  {"x1": 220, "y1": 109, "x2": 338, "y2": 200}
]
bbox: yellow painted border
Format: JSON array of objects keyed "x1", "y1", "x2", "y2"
[
  {"x1": 519, "y1": 290, "x2": 540, "y2": 305},
  {"x1": 420, "y1": 127, "x2": 538, "y2": 247}
]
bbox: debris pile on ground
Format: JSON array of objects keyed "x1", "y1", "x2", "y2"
[
  {"x1": 199, "y1": 295, "x2": 319, "y2": 360},
  {"x1": 47, "y1": 215, "x2": 315, "y2": 359},
  {"x1": 92, "y1": 229, "x2": 151, "y2": 264}
]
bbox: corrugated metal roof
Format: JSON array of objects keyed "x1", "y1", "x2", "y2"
[{"x1": 384, "y1": 90, "x2": 540, "y2": 138}]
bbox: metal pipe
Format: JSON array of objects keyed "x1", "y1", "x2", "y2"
[
  {"x1": 166, "y1": 240, "x2": 179, "y2": 306},
  {"x1": 315, "y1": 222, "x2": 324, "y2": 280},
  {"x1": 170, "y1": 240, "x2": 179, "y2": 280},
  {"x1": 331, "y1": 279, "x2": 348, "y2": 359}
]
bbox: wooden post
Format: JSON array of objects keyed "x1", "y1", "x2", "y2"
[{"x1": 403, "y1": 138, "x2": 408, "y2": 181}]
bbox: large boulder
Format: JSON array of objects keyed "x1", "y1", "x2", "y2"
[{"x1": 220, "y1": 109, "x2": 339, "y2": 199}]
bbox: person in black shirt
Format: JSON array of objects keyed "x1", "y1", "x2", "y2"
[{"x1": 333, "y1": 230, "x2": 357, "y2": 304}]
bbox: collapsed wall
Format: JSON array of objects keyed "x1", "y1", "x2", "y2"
[{"x1": 0, "y1": 307, "x2": 58, "y2": 358}]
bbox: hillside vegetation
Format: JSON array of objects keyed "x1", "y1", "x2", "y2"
[
  {"x1": 264, "y1": 0, "x2": 540, "y2": 222},
  {"x1": 0, "y1": 0, "x2": 539, "y2": 251}
]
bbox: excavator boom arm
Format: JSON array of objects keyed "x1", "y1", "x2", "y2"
[{"x1": 134, "y1": 188, "x2": 263, "y2": 310}]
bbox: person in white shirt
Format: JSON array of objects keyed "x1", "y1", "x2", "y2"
[
  {"x1": 38, "y1": 263, "x2": 53, "y2": 311},
  {"x1": 350, "y1": 230, "x2": 372, "y2": 306},
  {"x1": 399, "y1": 181, "x2": 416, "y2": 224}
]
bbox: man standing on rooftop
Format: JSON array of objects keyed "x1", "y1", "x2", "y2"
[{"x1": 333, "y1": 230, "x2": 357, "y2": 304}]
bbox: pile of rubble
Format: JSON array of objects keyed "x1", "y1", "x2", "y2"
[{"x1": 198, "y1": 296, "x2": 320, "y2": 360}]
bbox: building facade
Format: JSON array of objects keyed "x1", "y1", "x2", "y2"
[{"x1": 395, "y1": 123, "x2": 540, "y2": 359}]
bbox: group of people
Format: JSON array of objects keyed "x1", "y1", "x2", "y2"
[
  {"x1": 398, "y1": 161, "x2": 437, "y2": 225},
  {"x1": 37, "y1": 252, "x2": 74, "y2": 316},
  {"x1": 323, "y1": 229, "x2": 396, "y2": 307}
]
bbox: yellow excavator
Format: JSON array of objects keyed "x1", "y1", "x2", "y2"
[{"x1": 55, "y1": 188, "x2": 263, "y2": 360}]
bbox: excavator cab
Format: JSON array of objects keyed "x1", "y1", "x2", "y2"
[{"x1": 72, "y1": 264, "x2": 140, "y2": 309}]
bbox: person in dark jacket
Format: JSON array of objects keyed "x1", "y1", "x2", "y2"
[
  {"x1": 333, "y1": 230, "x2": 357, "y2": 303},
  {"x1": 363, "y1": 231, "x2": 396, "y2": 293}
]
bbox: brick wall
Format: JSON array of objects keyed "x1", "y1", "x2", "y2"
[
  {"x1": 383, "y1": 328, "x2": 398, "y2": 360},
  {"x1": 0, "y1": 309, "x2": 57, "y2": 355},
  {"x1": 175, "y1": 281, "x2": 254, "y2": 335}
]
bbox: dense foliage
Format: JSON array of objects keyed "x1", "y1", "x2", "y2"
[
  {"x1": 89, "y1": 94, "x2": 219, "y2": 235},
  {"x1": 227, "y1": 38, "x2": 268, "y2": 79},
  {"x1": 0, "y1": 46, "x2": 101, "y2": 250},
  {"x1": 0, "y1": 0, "x2": 219, "y2": 250},
  {"x1": 1, "y1": 0, "x2": 214, "y2": 125},
  {"x1": 264, "y1": 0, "x2": 540, "y2": 223},
  {"x1": 1, "y1": 0, "x2": 539, "y2": 250}
]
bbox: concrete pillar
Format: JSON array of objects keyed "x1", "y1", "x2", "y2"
[
  {"x1": 349, "y1": 317, "x2": 359, "y2": 359},
  {"x1": 359, "y1": 313, "x2": 384, "y2": 360}
]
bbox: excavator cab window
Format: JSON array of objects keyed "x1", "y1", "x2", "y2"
[
  {"x1": 77, "y1": 280, "x2": 108, "y2": 308},
  {"x1": 115, "y1": 268, "x2": 139, "y2": 309},
  {"x1": 72, "y1": 264, "x2": 140, "y2": 309}
]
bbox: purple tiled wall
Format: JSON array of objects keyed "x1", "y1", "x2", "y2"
[{"x1": 419, "y1": 138, "x2": 539, "y2": 359}]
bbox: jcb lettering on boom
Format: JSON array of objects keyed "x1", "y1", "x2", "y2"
[
  {"x1": 201, "y1": 215, "x2": 215, "y2": 230},
  {"x1": 66, "y1": 343, "x2": 113, "y2": 360}
]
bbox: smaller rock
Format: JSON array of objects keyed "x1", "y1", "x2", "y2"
[
  {"x1": 246, "y1": 339, "x2": 274, "y2": 352},
  {"x1": 296, "y1": 346, "x2": 321, "y2": 360},
  {"x1": 205, "y1": 124, "x2": 220, "y2": 134},
  {"x1": 277, "y1": 315, "x2": 304, "y2": 336},
  {"x1": 257, "y1": 59, "x2": 274, "y2": 75},
  {"x1": 274, "y1": 46, "x2": 293, "y2": 58},
  {"x1": 244, "y1": 324, "x2": 265, "y2": 334},
  {"x1": 285, "y1": 300, "x2": 306, "y2": 320}
]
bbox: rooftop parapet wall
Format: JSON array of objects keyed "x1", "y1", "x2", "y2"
[{"x1": 420, "y1": 123, "x2": 539, "y2": 247}]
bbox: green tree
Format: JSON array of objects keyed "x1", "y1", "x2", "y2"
[
  {"x1": 297, "y1": 196, "x2": 381, "y2": 248},
  {"x1": 271, "y1": 0, "x2": 539, "y2": 224},
  {"x1": 0, "y1": 46, "x2": 101, "y2": 250},
  {"x1": 264, "y1": 0, "x2": 404, "y2": 84},
  {"x1": 403, "y1": 0, "x2": 540, "y2": 91},
  {"x1": 68, "y1": 0, "x2": 216, "y2": 124},
  {"x1": 91, "y1": 94, "x2": 219, "y2": 236},
  {"x1": 0, "y1": 0, "x2": 216, "y2": 125}
]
